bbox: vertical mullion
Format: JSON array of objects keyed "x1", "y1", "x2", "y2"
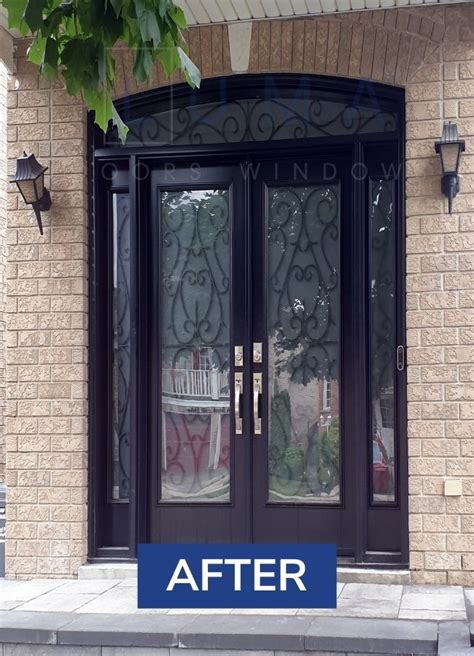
[{"x1": 355, "y1": 140, "x2": 369, "y2": 563}]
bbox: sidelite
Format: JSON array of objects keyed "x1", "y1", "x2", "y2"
[{"x1": 91, "y1": 75, "x2": 406, "y2": 563}]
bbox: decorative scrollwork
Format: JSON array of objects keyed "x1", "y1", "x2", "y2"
[
  {"x1": 112, "y1": 193, "x2": 131, "y2": 501},
  {"x1": 268, "y1": 185, "x2": 340, "y2": 385},
  {"x1": 108, "y1": 97, "x2": 397, "y2": 147},
  {"x1": 161, "y1": 190, "x2": 230, "y2": 367}
]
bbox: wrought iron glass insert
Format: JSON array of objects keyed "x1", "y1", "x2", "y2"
[
  {"x1": 267, "y1": 184, "x2": 341, "y2": 504},
  {"x1": 369, "y1": 178, "x2": 396, "y2": 504},
  {"x1": 111, "y1": 193, "x2": 131, "y2": 501},
  {"x1": 108, "y1": 97, "x2": 397, "y2": 147},
  {"x1": 160, "y1": 188, "x2": 231, "y2": 503}
]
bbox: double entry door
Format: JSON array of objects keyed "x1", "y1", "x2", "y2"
[{"x1": 148, "y1": 146, "x2": 404, "y2": 562}]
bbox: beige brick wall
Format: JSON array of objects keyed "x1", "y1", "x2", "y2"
[
  {"x1": 4, "y1": 4, "x2": 474, "y2": 580},
  {"x1": 0, "y1": 62, "x2": 7, "y2": 485},
  {"x1": 5, "y1": 45, "x2": 88, "y2": 577},
  {"x1": 405, "y1": 5, "x2": 474, "y2": 585}
]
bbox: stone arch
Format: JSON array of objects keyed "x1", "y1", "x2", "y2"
[{"x1": 112, "y1": 6, "x2": 447, "y2": 100}]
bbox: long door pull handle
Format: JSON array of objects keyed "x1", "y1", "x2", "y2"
[
  {"x1": 235, "y1": 372, "x2": 243, "y2": 435},
  {"x1": 253, "y1": 373, "x2": 262, "y2": 436}
]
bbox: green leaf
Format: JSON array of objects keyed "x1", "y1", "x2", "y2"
[
  {"x1": 84, "y1": 88, "x2": 112, "y2": 133},
  {"x1": 43, "y1": 2, "x2": 74, "y2": 37},
  {"x1": 158, "y1": 0, "x2": 168, "y2": 18},
  {"x1": 177, "y1": 47, "x2": 201, "y2": 88},
  {"x1": 24, "y1": 0, "x2": 47, "y2": 31},
  {"x1": 158, "y1": 31, "x2": 179, "y2": 75},
  {"x1": 112, "y1": 104, "x2": 129, "y2": 143},
  {"x1": 110, "y1": 0, "x2": 127, "y2": 15},
  {"x1": 0, "y1": 0, "x2": 200, "y2": 138},
  {"x1": 42, "y1": 37, "x2": 59, "y2": 78},
  {"x1": 133, "y1": 45, "x2": 153, "y2": 83},
  {"x1": 171, "y1": 5, "x2": 186, "y2": 29},
  {"x1": 27, "y1": 36, "x2": 47, "y2": 65},
  {"x1": 2, "y1": 0, "x2": 27, "y2": 27}
]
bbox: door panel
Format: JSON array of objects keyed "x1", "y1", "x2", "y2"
[
  {"x1": 149, "y1": 165, "x2": 250, "y2": 542},
  {"x1": 251, "y1": 155, "x2": 357, "y2": 548}
]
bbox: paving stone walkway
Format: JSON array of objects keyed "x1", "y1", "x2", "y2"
[{"x1": 0, "y1": 578, "x2": 470, "y2": 620}]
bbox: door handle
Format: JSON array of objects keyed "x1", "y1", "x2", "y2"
[
  {"x1": 253, "y1": 372, "x2": 262, "y2": 435},
  {"x1": 235, "y1": 372, "x2": 243, "y2": 435}
]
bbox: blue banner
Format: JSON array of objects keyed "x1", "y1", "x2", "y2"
[{"x1": 138, "y1": 543, "x2": 336, "y2": 609}]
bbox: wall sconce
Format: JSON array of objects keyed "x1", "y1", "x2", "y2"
[
  {"x1": 10, "y1": 152, "x2": 52, "y2": 235},
  {"x1": 435, "y1": 122, "x2": 465, "y2": 215}
]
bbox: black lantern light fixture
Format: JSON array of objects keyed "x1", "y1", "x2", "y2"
[
  {"x1": 10, "y1": 152, "x2": 52, "y2": 235},
  {"x1": 435, "y1": 122, "x2": 465, "y2": 215}
]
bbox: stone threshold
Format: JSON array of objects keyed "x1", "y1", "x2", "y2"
[
  {"x1": 0, "y1": 611, "x2": 465, "y2": 655},
  {"x1": 78, "y1": 563, "x2": 411, "y2": 585}
]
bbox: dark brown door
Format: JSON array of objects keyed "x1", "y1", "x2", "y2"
[
  {"x1": 148, "y1": 149, "x2": 404, "y2": 561},
  {"x1": 149, "y1": 164, "x2": 251, "y2": 542},
  {"x1": 250, "y1": 154, "x2": 358, "y2": 553}
]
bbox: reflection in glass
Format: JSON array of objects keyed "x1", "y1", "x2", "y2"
[
  {"x1": 160, "y1": 189, "x2": 231, "y2": 502},
  {"x1": 370, "y1": 179, "x2": 396, "y2": 503},
  {"x1": 112, "y1": 193, "x2": 131, "y2": 501},
  {"x1": 267, "y1": 185, "x2": 340, "y2": 503}
]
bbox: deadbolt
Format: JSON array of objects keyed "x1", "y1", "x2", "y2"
[
  {"x1": 235, "y1": 345, "x2": 244, "y2": 368},
  {"x1": 253, "y1": 342, "x2": 262, "y2": 364}
]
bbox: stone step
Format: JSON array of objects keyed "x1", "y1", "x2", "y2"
[
  {"x1": 79, "y1": 562, "x2": 411, "y2": 585},
  {"x1": 78, "y1": 563, "x2": 137, "y2": 580},
  {"x1": 0, "y1": 611, "x2": 440, "y2": 655}
]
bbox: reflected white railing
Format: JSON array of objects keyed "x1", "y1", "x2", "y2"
[{"x1": 162, "y1": 368, "x2": 229, "y2": 400}]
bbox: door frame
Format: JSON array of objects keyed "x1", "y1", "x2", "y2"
[{"x1": 88, "y1": 74, "x2": 407, "y2": 566}]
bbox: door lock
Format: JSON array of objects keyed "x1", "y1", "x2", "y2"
[
  {"x1": 253, "y1": 342, "x2": 262, "y2": 364},
  {"x1": 235, "y1": 345, "x2": 244, "y2": 368}
]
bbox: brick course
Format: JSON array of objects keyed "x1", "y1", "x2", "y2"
[{"x1": 4, "y1": 4, "x2": 474, "y2": 580}]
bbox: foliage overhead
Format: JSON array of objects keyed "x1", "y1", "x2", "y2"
[{"x1": 1, "y1": 0, "x2": 201, "y2": 141}]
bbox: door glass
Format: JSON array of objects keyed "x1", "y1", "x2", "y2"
[
  {"x1": 111, "y1": 193, "x2": 131, "y2": 501},
  {"x1": 267, "y1": 185, "x2": 341, "y2": 504},
  {"x1": 370, "y1": 178, "x2": 396, "y2": 504},
  {"x1": 160, "y1": 189, "x2": 231, "y2": 503}
]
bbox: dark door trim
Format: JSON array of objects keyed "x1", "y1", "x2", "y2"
[{"x1": 88, "y1": 74, "x2": 407, "y2": 566}]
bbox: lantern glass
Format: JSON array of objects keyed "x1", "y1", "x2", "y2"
[
  {"x1": 17, "y1": 179, "x2": 38, "y2": 204},
  {"x1": 439, "y1": 142, "x2": 461, "y2": 174},
  {"x1": 34, "y1": 173, "x2": 45, "y2": 202}
]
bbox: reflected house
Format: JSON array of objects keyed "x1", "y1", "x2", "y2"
[{"x1": 161, "y1": 349, "x2": 231, "y2": 503}]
